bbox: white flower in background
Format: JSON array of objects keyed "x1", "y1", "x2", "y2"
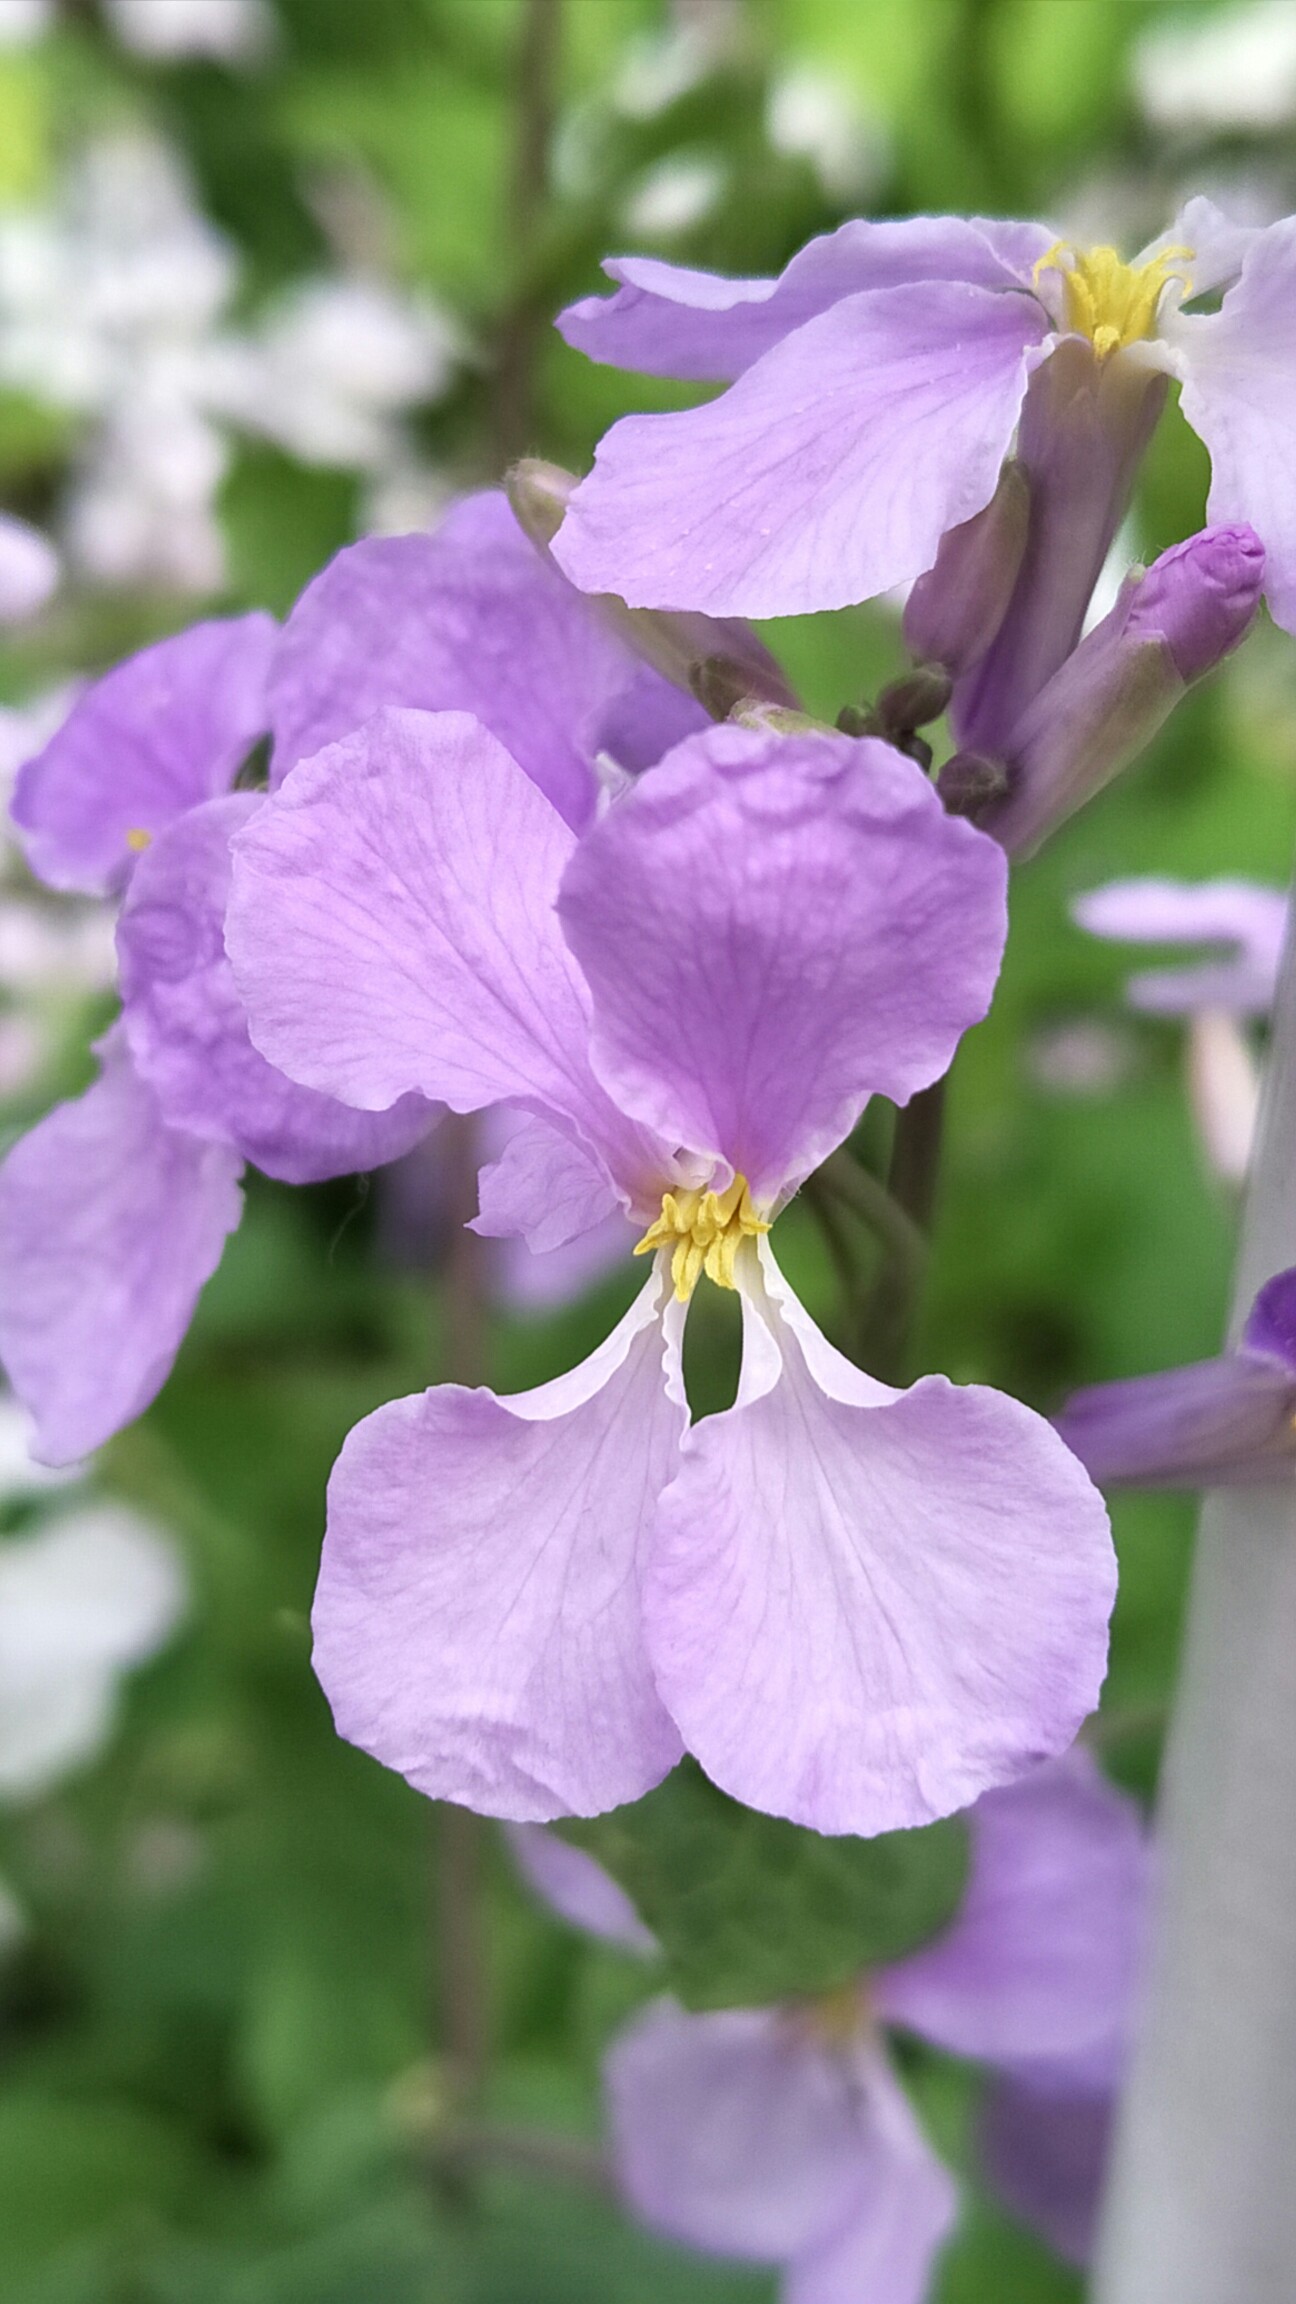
[
  {"x1": 106, "y1": 0, "x2": 276, "y2": 64},
  {"x1": 765, "y1": 62, "x2": 889, "y2": 201},
  {"x1": 622, "y1": 151, "x2": 727, "y2": 240},
  {"x1": 1133, "y1": 0, "x2": 1296, "y2": 135},
  {"x1": 0, "y1": 1396, "x2": 185, "y2": 1802},
  {"x1": 0, "y1": 132, "x2": 459, "y2": 593},
  {"x1": 207, "y1": 275, "x2": 460, "y2": 471},
  {"x1": 0, "y1": 0, "x2": 51, "y2": 48},
  {"x1": 0, "y1": 511, "x2": 57, "y2": 622}
]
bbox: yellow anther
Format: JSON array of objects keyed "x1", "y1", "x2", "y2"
[
  {"x1": 1034, "y1": 239, "x2": 1193, "y2": 360},
  {"x1": 125, "y1": 827, "x2": 152, "y2": 852},
  {"x1": 633, "y1": 1172, "x2": 770, "y2": 1303}
]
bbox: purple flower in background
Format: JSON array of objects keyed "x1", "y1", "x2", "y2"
[
  {"x1": 1074, "y1": 876, "x2": 1287, "y2": 1017},
  {"x1": 0, "y1": 616, "x2": 432, "y2": 1464},
  {"x1": 515, "y1": 1752, "x2": 1148, "y2": 2297},
  {"x1": 551, "y1": 199, "x2": 1295, "y2": 734},
  {"x1": 1058, "y1": 1265, "x2": 1296, "y2": 1490},
  {"x1": 1075, "y1": 875, "x2": 1287, "y2": 1185},
  {"x1": 228, "y1": 708, "x2": 1113, "y2": 1833}
]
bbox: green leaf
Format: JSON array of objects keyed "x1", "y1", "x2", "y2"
[{"x1": 558, "y1": 1762, "x2": 969, "y2": 2009}]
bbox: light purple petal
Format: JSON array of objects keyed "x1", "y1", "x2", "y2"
[
  {"x1": 557, "y1": 217, "x2": 1049, "y2": 382},
  {"x1": 606, "y1": 1997, "x2": 872, "y2": 2260},
  {"x1": 560, "y1": 724, "x2": 1007, "y2": 1203},
  {"x1": 493, "y1": 1210, "x2": 638, "y2": 1313},
  {"x1": 0, "y1": 1031, "x2": 243, "y2": 1463},
  {"x1": 228, "y1": 708, "x2": 665, "y2": 1207},
  {"x1": 875, "y1": 1748, "x2": 1148, "y2": 2063},
  {"x1": 1073, "y1": 877, "x2": 1287, "y2": 1017},
  {"x1": 268, "y1": 490, "x2": 702, "y2": 828},
  {"x1": 786, "y1": 2062, "x2": 959, "y2": 2304},
  {"x1": 505, "y1": 1822, "x2": 656, "y2": 1954},
  {"x1": 1055, "y1": 1347, "x2": 1296, "y2": 1488},
  {"x1": 312, "y1": 1277, "x2": 686, "y2": 1820},
  {"x1": 643, "y1": 1245, "x2": 1115, "y2": 1835},
  {"x1": 471, "y1": 1110, "x2": 621, "y2": 1254},
  {"x1": 117, "y1": 794, "x2": 434, "y2": 1183},
  {"x1": 553, "y1": 281, "x2": 1047, "y2": 617},
  {"x1": 1177, "y1": 215, "x2": 1296, "y2": 633},
  {"x1": 1146, "y1": 196, "x2": 1261, "y2": 299},
  {"x1": 980, "y1": 2067, "x2": 1114, "y2": 2269},
  {"x1": 11, "y1": 615, "x2": 276, "y2": 896},
  {"x1": 0, "y1": 514, "x2": 58, "y2": 623}
]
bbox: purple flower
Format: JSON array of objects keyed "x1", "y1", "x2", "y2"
[
  {"x1": 516, "y1": 1752, "x2": 1148, "y2": 2296},
  {"x1": 0, "y1": 484, "x2": 713, "y2": 1465},
  {"x1": 227, "y1": 707, "x2": 1114, "y2": 1832},
  {"x1": 1057, "y1": 1265, "x2": 1296, "y2": 1490},
  {"x1": 1074, "y1": 876, "x2": 1288, "y2": 1018},
  {"x1": 0, "y1": 617, "x2": 432, "y2": 1464},
  {"x1": 550, "y1": 200, "x2": 1295, "y2": 716}
]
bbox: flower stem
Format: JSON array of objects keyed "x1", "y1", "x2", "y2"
[{"x1": 1093, "y1": 884, "x2": 1296, "y2": 2303}]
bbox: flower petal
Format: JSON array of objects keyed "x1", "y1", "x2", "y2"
[
  {"x1": 552, "y1": 281, "x2": 1047, "y2": 617},
  {"x1": 1073, "y1": 876, "x2": 1286, "y2": 1017},
  {"x1": 11, "y1": 614, "x2": 276, "y2": 895},
  {"x1": 875, "y1": 1749, "x2": 1148, "y2": 2062},
  {"x1": 269, "y1": 490, "x2": 702, "y2": 827},
  {"x1": 229, "y1": 708, "x2": 663, "y2": 1199},
  {"x1": 0, "y1": 513, "x2": 58, "y2": 623},
  {"x1": 0, "y1": 1033, "x2": 244, "y2": 1463},
  {"x1": 606, "y1": 1997, "x2": 872, "y2": 2259},
  {"x1": 643, "y1": 1245, "x2": 1115, "y2": 1835},
  {"x1": 786, "y1": 2061, "x2": 958, "y2": 2304},
  {"x1": 1177, "y1": 216, "x2": 1296, "y2": 633},
  {"x1": 471, "y1": 1110, "x2": 621, "y2": 1254},
  {"x1": 1055, "y1": 1347, "x2": 1296, "y2": 1488},
  {"x1": 980, "y1": 2066, "x2": 1114, "y2": 2269},
  {"x1": 506, "y1": 1823, "x2": 656, "y2": 1954},
  {"x1": 118, "y1": 793, "x2": 434, "y2": 1183},
  {"x1": 559, "y1": 723, "x2": 1007, "y2": 1201},
  {"x1": 557, "y1": 217, "x2": 1049, "y2": 382},
  {"x1": 312, "y1": 1276, "x2": 686, "y2": 1820}
]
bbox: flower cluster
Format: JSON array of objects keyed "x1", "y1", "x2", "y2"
[{"x1": 0, "y1": 196, "x2": 1289, "y2": 2226}]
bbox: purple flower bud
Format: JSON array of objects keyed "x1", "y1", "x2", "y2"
[
  {"x1": 1056, "y1": 1267, "x2": 1296, "y2": 1490},
  {"x1": 507, "y1": 457, "x2": 798, "y2": 716},
  {"x1": 977, "y1": 523, "x2": 1266, "y2": 858},
  {"x1": 903, "y1": 462, "x2": 1030, "y2": 679},
  {"x1": 1122, "y1": 522, "x2": 1266, "y2": 682}
]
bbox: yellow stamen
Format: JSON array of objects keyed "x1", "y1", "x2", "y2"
[
  {"x1": 633, "y1": 1172, "x2": 770, "y2": 1303},
  {"x1": 125, "y1": 827, "x2": 152, "y2": 852},
  {"x1": 1033, "y1": 239, "x2": 1193, "y2": 361}
]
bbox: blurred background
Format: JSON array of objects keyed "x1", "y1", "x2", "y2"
[{"x1": 0, "y1": 1, "x2": 1294, "y2": 2298}]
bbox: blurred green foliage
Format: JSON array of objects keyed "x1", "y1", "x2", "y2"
[{"x1": 1, "y1": 0, "x2": 1294, "y2": 2298}]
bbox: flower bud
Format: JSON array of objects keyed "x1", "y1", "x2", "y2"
[
  {"x1": 1056, "y1": 1268, "x2": 1296, "y2": 1490},
  {"x1": 902, "y1": 462, "x2": 1030, "y2": 679},
  {"x1": 1121, "y1": 521, "x2": 1266, "y2": 682},
  {"x1": 507, "y1": 458, "x2": 798, "y2": 716},
  {"x1": 977, "y1": 522, "x2": 1265, "y2": 858}
]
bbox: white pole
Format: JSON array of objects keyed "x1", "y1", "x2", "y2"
[{"x1": 1094, "y1": 890, "x2": 1296, "y2": 2302}]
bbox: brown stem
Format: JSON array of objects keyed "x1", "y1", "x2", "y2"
[
  {"x1": 491, "y1": 0, "x2": 563, "y2": 464},
  {"x1": 432, "y1": 2120, "x2": 613, "y2": 2197}
]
